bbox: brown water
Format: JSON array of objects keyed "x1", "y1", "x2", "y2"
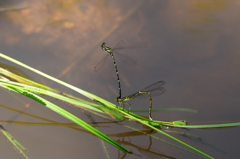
[{"x1": 0, "y1": 0, "x2": 239, "y2": 158}]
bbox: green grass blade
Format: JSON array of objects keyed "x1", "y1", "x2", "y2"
[
  {"x1": 173, "y1": 123, "x2": 240, "y2": 128},
  {"x1": 0, "y1": 53, "x2": 220, "y2": 158},
  {"x1": 0, "y1": 79, "x2": 124, "y2": 120},
  {"x1": 0, "y1": 84, "x2": 131, "y2": 153},
  {"x1": 0, "y1": 78, "x2": 213, "y2": 158},
  {"x1": 130, "y1": 108, "x2": 198, "y2": 113},
  {"x1": 0, "y1": 125, "x2": 29, "y2": 159}
]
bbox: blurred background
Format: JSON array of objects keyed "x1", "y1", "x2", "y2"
[{"x1": 0, "y1": 0, "x2": 239, "y2": 158}]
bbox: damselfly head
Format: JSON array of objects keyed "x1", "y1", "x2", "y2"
[
  {"x1": 101, "y1": 42, "x2": 112, "y2": 53},
  {"x1": 101, "y1": 42, "x2": 106, "y2": 49}
]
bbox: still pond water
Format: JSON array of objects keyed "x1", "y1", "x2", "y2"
[{"x1": 0, "y1": 0, "x2": 239, "y2": 158}]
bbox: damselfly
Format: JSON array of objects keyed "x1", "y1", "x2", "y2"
[
  {"x1": 94, "y1": 40, "x2": 138, "y2": 100},
  {"x1": 117, "y1": 81, "x2": 166, "y2": 120}
]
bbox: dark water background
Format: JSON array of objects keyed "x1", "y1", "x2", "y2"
[{"x1": 0, "y1": 0, "x2": 239, "y2": 158}]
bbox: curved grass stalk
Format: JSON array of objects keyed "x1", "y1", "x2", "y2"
[
  {"x1": 0, "y1": 125, "x2": 28, "y2": 159},
  {"x1": 0, "y1": 53, "x2": 230, "y2": 158},
  {"x1": 0, "y1": 82, "x2": 131, "y2": 154},
  {"x1": 130, "y1": 108, "x2": 198, "y2": 113},
  {"x1": 0, "y1": 79, "x2": 211, "y2": 157},
  {"x1": 0, "y1": 79, "x2": 124, "y2": 120}
]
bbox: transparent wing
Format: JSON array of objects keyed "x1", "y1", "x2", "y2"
[
  {"x1": 125, "y1": 81, "x2": 166, "y2": 99},
  {"x1": 113, "y1": 50, "x2": 137, "y2": 67},
  {"x1": 94, "y1": 40, "x2": 146, "y2": 72},
  {"x1": 129, "y1": 87, "x2": 166, "y2": 100},
  {"x1": 112, "y1": 40, "x2": 125, "y2": 50},
  {"x1": 94, "y1": 54, "x2": 110, "y2": 72},
  {"x1": 112, "y1": 40, "x2": 147, "y2": 51},
  {"x1": 140, "y1": 81, "x2": 165, "y2": 92},
  {"x1": 150, "y1": 87, "x2": 166, "y2": 97}
]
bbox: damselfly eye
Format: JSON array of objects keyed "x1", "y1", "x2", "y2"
[{"x1": 101, "y1": 42, "x2": 106, "y2": 48}]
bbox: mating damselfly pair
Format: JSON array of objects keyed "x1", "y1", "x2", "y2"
[{"x1": 94, "y1": 40, "x2": 165, "y2": 120}]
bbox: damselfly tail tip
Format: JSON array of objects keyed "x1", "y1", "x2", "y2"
[
  {"x1": 159, "y1": 81, "x2": 166, "y2": 85},
  {"x1": 93, "y1": 67, "x2": 97, "y2": 72},
  {"x1": 131, "y1": 60, "x2": 138, "y2": 66}
]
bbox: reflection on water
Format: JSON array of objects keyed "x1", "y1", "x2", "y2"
[{"x1": 0, "y1": 0, "x2": 239, "y2": 158}]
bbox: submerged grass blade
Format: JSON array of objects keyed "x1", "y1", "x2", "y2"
[
  {"x1": 141, "y1": 121, "x2": 214, "y2": 159},
  {"x1": 0, "y1": 125, "x2": 29, "y2": 159}
]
